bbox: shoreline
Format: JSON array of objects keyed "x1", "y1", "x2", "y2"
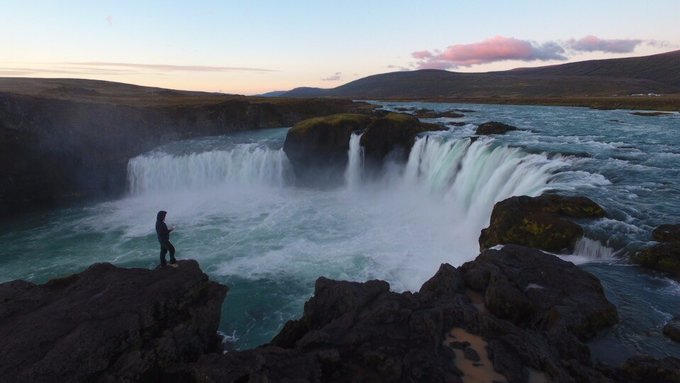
[{"x1": 356, "y1": 95, "x2": 680, "y2": 112}]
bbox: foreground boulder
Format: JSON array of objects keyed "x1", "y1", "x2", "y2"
[
  {"x1": 0, "y1": 260, "x2": 227, "y2": 383},
  {"x1": 172, "y1": 245, "x2": 620, "y2": 382},
  {"x1": 475, "y1": 121, "x2": 518, "y2": 135},
  {"x1": 632, "y1": 224, "x2": 680, "y2": 280},
  {"x1": 283, "y1": 112, "x2": 441, "y2": 185},
  {"x1": 479, "y1": 194, "x2": 606, "y2": 252}
]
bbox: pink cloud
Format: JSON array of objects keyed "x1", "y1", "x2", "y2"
[
  {"x1": 411, "y1": 50, "x2": 433, "y2": 59},
  {"x1": 567, "y1": 35, "x2": 642, "y2": 53},
  {"x1": 413, "y1": 36, "x2": 567, "y2": 69}
]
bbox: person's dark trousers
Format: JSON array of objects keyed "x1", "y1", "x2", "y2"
[{"x1": 159, "y1": 241, "x2": 176, "y2": 266}]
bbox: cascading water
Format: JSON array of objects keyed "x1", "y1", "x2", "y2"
[
  {"x1": 127, "y1": 143, "x2": 292, "y2": 195},
  {"x1": 344, "y1": 133, "x2": 364, "y2": 190},
  {"x1": 396, "y1": 136, "x2": 567, "y2": 236}
]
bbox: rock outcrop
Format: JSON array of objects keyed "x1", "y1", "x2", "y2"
[
  {"x1": 479, "y1": 194, "x2": 606, "y2": 252},
  {"x1": 0, "y1": 260, "x2": 227, "y2": 383},
  {"x1": 663, "y1": 316, "x2": 680, "y2": 343},
  {"x1": 411, "y1": 109, "x2": 465, "y2": 119},
  {"x1": 172, "y1": 245, "x2": 620, "y2": 382},
  {"x1": 282, "y1": 113, "x2": 372, "y2": 185},
  {"x1": 653, "y1": 224, "x2": 680, "y2": 242},
  {"x1": 0, "y1": 79, "x2": 372, "y2": 218},
  {"x1": 283, "y1": 112, "x2": 442, "y2": 185},
  {"x1": 475, "y1": 121, "x2": 518, "y2": 135},
  {"x1": 632, "y1": 224, "x2": 680, "y2": 280},
  {"x1": 1, "y1": 249, "x2": 675, "y2": 383}
]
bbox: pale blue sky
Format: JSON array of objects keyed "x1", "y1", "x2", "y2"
[{"x1": 1, "y1": 0, "x2": 678, "y2": 94}]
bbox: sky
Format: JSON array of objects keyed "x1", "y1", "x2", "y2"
[{"x1": 1, "y1": 0, "x2": 679, "y2": 95}]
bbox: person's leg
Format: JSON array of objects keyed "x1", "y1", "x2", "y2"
[
  {"x1": 160, "y1": 244, "x2": 168, "y2": 266},
  {"x1": 167, "y1": 241, "x2": 176, "y2": 264}
]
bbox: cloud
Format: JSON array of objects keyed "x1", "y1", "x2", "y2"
[
  {"x1": 387, "y1": 64, "x2": 411, "y2": 71},
  {"x1": 567, "y1": 35, "x2": 642, "y2": 53},
  {"x1": 321, "y1": 72, "x2": 342, "y2": 81},
  {"x1": 0, "y1": 62, "x2": 276, "y2": 78},
  {"x1": 413, "y1": 36, "x2": 567, "y2": 69},
  {"x1": 69, "y1": 62, "x2": 276, "y2": 73}
]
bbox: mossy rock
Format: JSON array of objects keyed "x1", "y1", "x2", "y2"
[
  {"x1": 479, "y1": 195, "x2": 604, "y2": 252},
  {"x1": 283, "y1": 113, "x2": 371, "y2": 184},
  {"x1": 283, "y1": 112, "x2": 442, "y2": 185},
  {"x1": 475, "y1": 121, "x2": 518, "y2": 135},
  {"x1": 631, "y1": 242, "x2": 680, "y2": 280},
  {"x1": 361, "y1": 113, "x2": 443, "y2": 164}
]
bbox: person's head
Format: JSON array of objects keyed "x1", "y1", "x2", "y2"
[{"x1": 156, "y1": 210, "x2": 167, "y2": 221}]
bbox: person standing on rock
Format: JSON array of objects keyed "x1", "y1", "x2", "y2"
[{"x1": 156, "y1": 210, "x2": 178, "y2": 268}]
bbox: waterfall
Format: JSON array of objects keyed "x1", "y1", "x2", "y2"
[
  {"x1": 344, "y1": 133, "x2": 364, "y2": 190},
  {"x1": 572, "y1": 237, "x2": 615, "y2": 261},
  {"x1": 402, "y1": 136, "x2": 567, "y2": 212},
  {"x1": 127, "y1": 143, "x2": 292, "y2": 195},
  {"x1": 401, "y1": 136, "x2": 567, "y2": 237}
]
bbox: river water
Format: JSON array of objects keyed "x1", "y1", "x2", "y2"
[{"x1": 0, "y1": 102, "x2": 678, "y2": 361}]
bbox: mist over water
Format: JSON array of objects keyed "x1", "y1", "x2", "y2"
[{"x1": 1, "y1": 103, "x2": 678, "y2": 357}]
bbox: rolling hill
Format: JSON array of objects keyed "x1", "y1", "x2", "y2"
[{"x1": 283, "y1": 50, "x2": 680, "y2": 100}]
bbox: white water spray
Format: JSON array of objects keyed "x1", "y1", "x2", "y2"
[
  {"x1": 344, "y1": 133, "x2": 364, "y2": 190},
  {"x1": 127, "y1": 144, "x2": 292, "y2": 195},
  {"x1": 559, "y1": 237, "x2": 615, "y2": 265},
  {"x1": 397, "y1": 136, "x2": 567, "y2": 232}
]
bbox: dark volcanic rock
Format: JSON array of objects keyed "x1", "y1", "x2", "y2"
[
  {"x1": 632, "y1": 224, "x2": 680, "y2": 280},
  {"x1": 175, "y1": 246, "x2": 620, "y2": 382},
  {"x1": 630, "y1": 111, "x2": 673, "y2": 117},
  {"x1": 2, "y1": 245, "x2": 673, "y2": 383},
  {"x1": 618, "y1": 355, "x2": 680, "y2": 383},
  {"x1": 360, "y1": 113, "x2": 443, "y2": 165},
  {"x1": 0, "y1": 260, "x2": 227, "y2": 383},
  {"x1": 460, "y1": 245, "x2": 618, "y2": 340},
  {"x1": 283, "y1": 112, "x2": 442, "y2": 185},
  {"x1": 412, "y1": 108, "x2": 465, "y2": 119},
  {"x1": 653, "y1": 224, "x2": 680, "y2": 242},
  {"x1": 282, "y1": 113, "x2": 372, "y2": 186},
  {"x1": 663, "y1": 316, "x2": 680, "y2": 343},
  {"x1": 475, "y1": 121, "x2": 518, "y2": 135},
  {"x1": 632, "y1": 242, "x2": 680, "y2": 280},
  {"x1": 479, "y1": 194, "x2": 606, "y2": 252}
]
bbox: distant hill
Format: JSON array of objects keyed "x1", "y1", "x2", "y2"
[
  {"x1": 282, "y1": 50, "x2": 680, "y2": 99},
  {"x1": 506, "y1": 50, "x2": 680, "y2": 87},
  {"x1": 258, "y1": 90, "x2": 288, "y2": 97}
]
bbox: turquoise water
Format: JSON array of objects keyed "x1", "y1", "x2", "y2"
[{"x1": 0, "y1": 103, "x2": 678, "y2": 360}]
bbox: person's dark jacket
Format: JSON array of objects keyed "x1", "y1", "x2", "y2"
[{"x1": 156, "y1": 211, "x2": 170, "y2": 243}]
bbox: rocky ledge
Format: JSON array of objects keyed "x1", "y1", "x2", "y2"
[
  {"x1": 283, "y1": 112, "x2": 442, "y2": 185},
  {"x1": 169, "y1": 245, "x2": 677, "y2": 383},
  {"x1": 479, "y1": 194, "x2": 606, "y2": 252},
  {"x1": 0, "y1": 260, "x2": 227, "y2": 383},
  {"x1": 1, "y1": 249, "x2": 677, "y2": 382}
]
